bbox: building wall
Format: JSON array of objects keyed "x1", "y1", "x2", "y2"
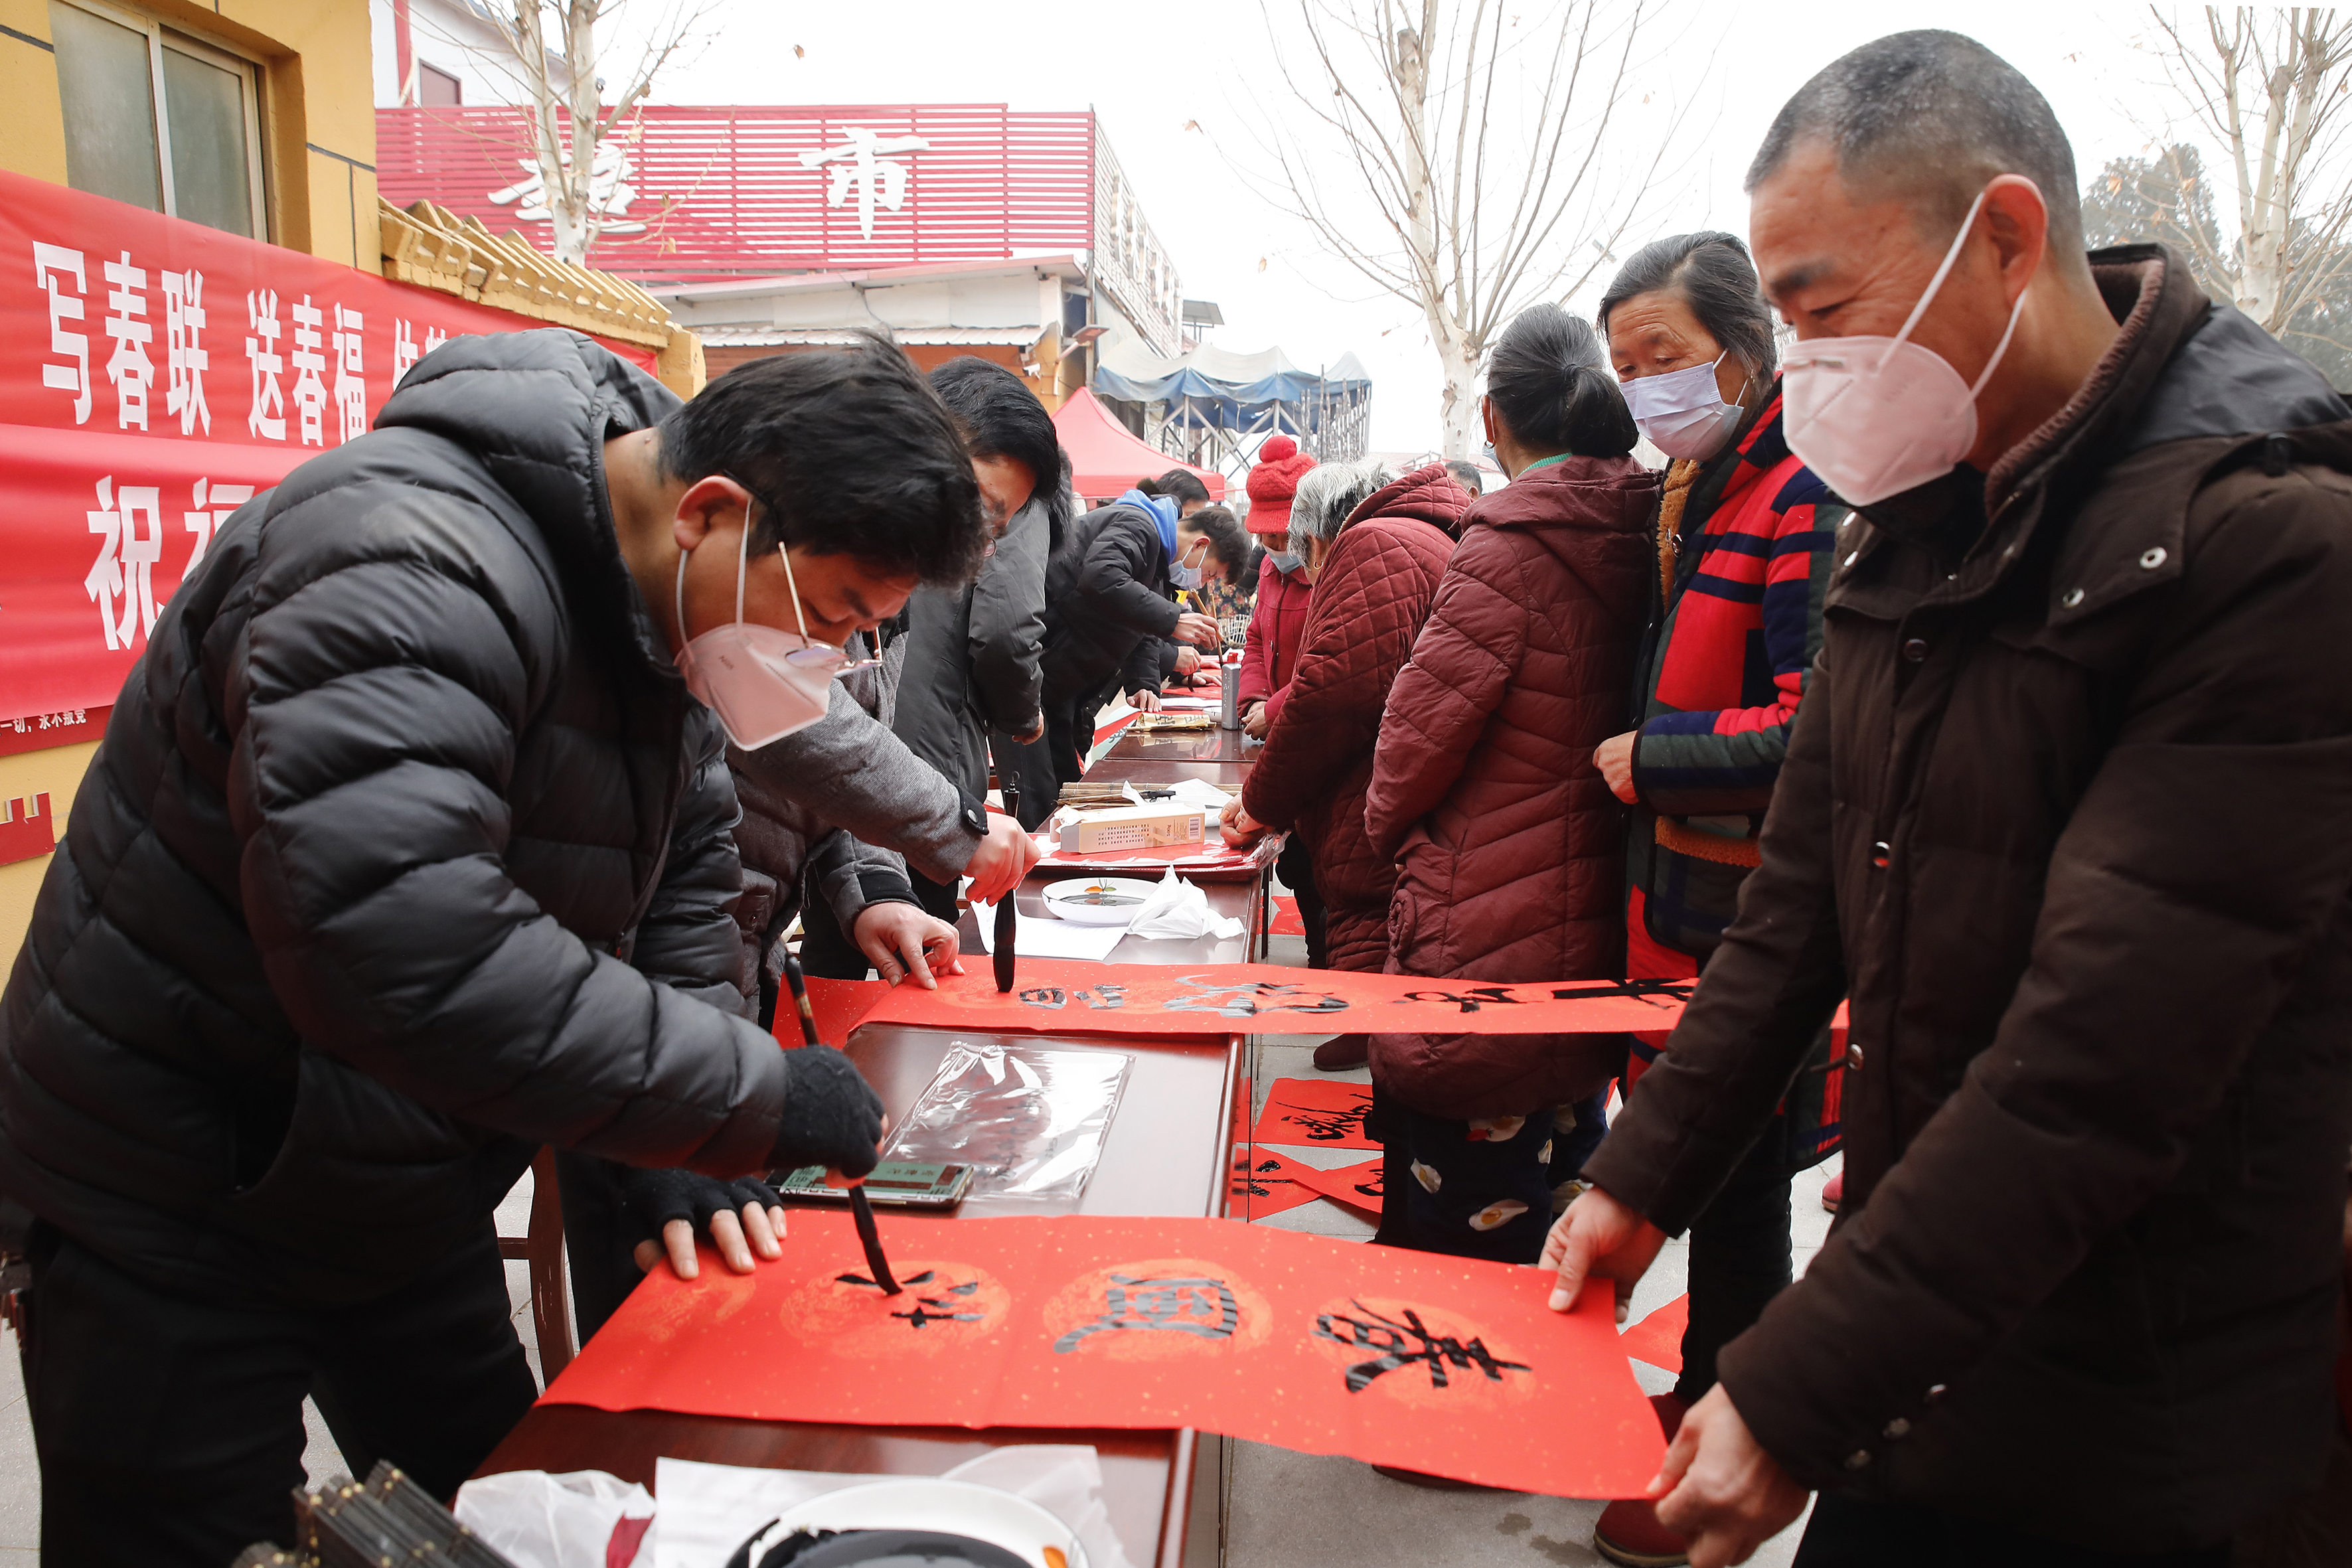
[{"x1": 0, "y1": 0, "x2": 379, "y2": 967}]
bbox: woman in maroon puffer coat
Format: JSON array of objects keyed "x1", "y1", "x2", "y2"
[
  {"x1": 1220, "y1": 461, "x2": 1468, "y2": 980},
  {"x1": 1363, "y1": 304, "x2": 1657, "y2": 1262}
]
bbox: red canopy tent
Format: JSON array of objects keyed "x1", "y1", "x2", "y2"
[{"x1": 1052, "y1": 388, "x2": 1225, "y2": 504}]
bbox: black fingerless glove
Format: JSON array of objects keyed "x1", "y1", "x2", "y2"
[
  {"x1": 771, "y1": 1044, "x2": 886, "y2": 1177},
  {"x1": 617, "y1": 1168, "x2": 781, "y2": 1245}
]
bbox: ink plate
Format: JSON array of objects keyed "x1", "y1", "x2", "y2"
[
  {"x1": 762, "y1": 1479, "x2": 1085, "y2": 1566},
  {"x1": 1040, "y1": 877, "x2": 1156, "y2": 926}
]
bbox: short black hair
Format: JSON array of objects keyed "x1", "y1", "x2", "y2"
[
  {"x1": 659, "y1": 332, "x2": 986, "y2": 588},
  {"x1": 1747, "y1": 30, "x2": 2082, "y2": 251},
  {"x1": 1598, "y1": 232, "x2": 1780, "y2": 379},
  {"x1": 928, "y1": 356, "x2": 1074, "y2": 539},
  {"x1": 1485, "y1": 304, "x2": 1638, "y2": 458},
  {"x1": 1180, "y1": 504, "x2": 1251, "y2": 576},
  {"x1": 1154, "y1": 468, "x2": 1214, "y2": 508},
  {"x1": 1444, "y1": 459, "x2": 1483, "y2": 497}
]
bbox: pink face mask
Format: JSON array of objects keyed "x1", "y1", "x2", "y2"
[
  {"x1": 1781, "y1": 187, "x2": 2031, "y2": 507},
  {"x1": 673, "y1": 528, "x2": 880, "y2": 751}
]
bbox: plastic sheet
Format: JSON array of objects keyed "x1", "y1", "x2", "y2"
[{"x1": 880, "y1": 1044, "x2": 1131, "y2": 1203}]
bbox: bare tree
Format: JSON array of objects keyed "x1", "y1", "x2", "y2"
[
  {"x1": 1239, "y1": 1, "x2": 1693, "y2": 457},
  {"x1": 459, "y1": 1, "x2": 710, "y2": 266},
  {"x1": 2138, "y1": 7, "x2": 2352, "y2": 362}
]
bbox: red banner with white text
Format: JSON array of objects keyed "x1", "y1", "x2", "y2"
[{"x1": 0, "y1": 169, "x2": 657, "y2": 724}]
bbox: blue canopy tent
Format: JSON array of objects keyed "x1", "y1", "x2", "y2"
[{"x1": 1092, "y1": 339, "x2": 1372, "y2": 479}]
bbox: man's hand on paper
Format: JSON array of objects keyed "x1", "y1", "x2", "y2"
[
  {"x1": 964, "y1": 814, "x2": 1044, "y2": 904},
  {"x1": 1650, "y1": 1385, "x2": 1810, "y2": 1567},
  {"x1": 1541, "y1": 1184, "x2": 1667, "y2": 1321},
  {"x1": 1129, "y1": 687, "x2": 1162, "y2": 712},
  {"x1": 853, "y1": 902, "x2": 963, "y2": 990},
  {"x1": 623, "y1": 1170, "x2": 787, "y2": 1281}
]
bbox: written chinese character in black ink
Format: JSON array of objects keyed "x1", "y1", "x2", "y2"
[
  {"x1": 1314, "y1": 1301, "x2": 1531, "y2": 1393},
  {"x1": 1272, "y1": 1096, "x2": 1370, "y2": 1142},
  {"x1": 1054, "y1": 1275, "x2": 1239, "y2": 1352},
  {"x1": 1163, "y1": 975, "x2": 1349, "y2": 1018},
  {"x1": 836, "y1": 1269, "x2": 984, "y2": 1329}
]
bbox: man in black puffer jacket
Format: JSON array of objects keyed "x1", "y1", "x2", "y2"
[{"x1": 0, "y1": 328, "x2": 987, "y2": 1565}]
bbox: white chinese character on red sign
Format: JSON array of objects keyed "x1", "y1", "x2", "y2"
[
  {"x1": 246, "y1": 289, "x2": 286, "y2": 441},
  {"x1": 161, "y1": 269, "x2": 210, "y2": 437},
  {"x1": 331, "y1": 303, "x2": 365, "y2": 444},
  {"x1": 102, "y1": 252, "x2": 154, "y2": 431},
  {"x1": 392, "y1": 319, "x2": 420, "y2": 387},
  {"x1": 185, "y1": 477, "x2": 256, "y2": 580},
  {"x1": 34, "y1": 243, "x2": 90, "y2": 426},
  {"x1": 289, "y1": 295, "x2": 327, "y2": 446},
  {"x1": 424, "y1": 326, "x2": 450, "y2": 356},
  {"x1": 86, "y1": 477, "x2": 163, "y2": 652}
]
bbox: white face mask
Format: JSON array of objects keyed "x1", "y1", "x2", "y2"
[
  {"x1": 1622, "y1": 351, "x2": 1745, "y2": 461},
  {"x1": 673, "y1": 525, "x2": 880, "y2": 751},
  {"x1": 1781, "y1": 187, "x2": 2031, "y2": 506}
]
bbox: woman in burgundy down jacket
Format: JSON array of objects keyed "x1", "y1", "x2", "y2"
[
  {"x1": 1221, "y1": 461, "x2": 1467, "y2": 985},
  {"x1": 1363, "y1": 305, "x2": 1657, "y2": 1263}
]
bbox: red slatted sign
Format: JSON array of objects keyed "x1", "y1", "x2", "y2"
[{"x1": 374, "y1": 105, "x2": 1097, "y2": 279}]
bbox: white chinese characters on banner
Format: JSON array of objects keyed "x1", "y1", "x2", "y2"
[
  {"x1": 289, "y1": 294, "x2": 327, "y2": 447},
  {"x1": 102, "y1": 252, "x2": 153, "y2": 432},
  {"x1": 246, "y1": 287, "x2": 285, "y2": 441},
  {"x1": 331, "y1": 303, "x2": 365, "y2": 444},
  {"x1": 34, "y1": 243, "x2": 89, "y2": 426},
  {"x1": 797, "y1": 129, "x2": 931, "y2": 242},
  {"x1": 161, "y1": 269, "x2": 209, "y2": 436},
  {"x1": 487, "y1": 144, "x2": 649, "y2": 236},
  {"x1": 185, "y1": 477, "x2": 255, "y2": 580},
  {"x1": 85, "y1": 477, "x2": 163, "y2": 653}
]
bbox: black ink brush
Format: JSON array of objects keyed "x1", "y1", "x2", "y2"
[
  {"x1": 994, "y1": 781, "x2": 1020, "y2": 993},
  {"x1": 783, "y1": 951, "x2": 902, "y2": 1295}
]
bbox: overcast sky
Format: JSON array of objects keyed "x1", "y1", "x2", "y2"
[{"x1": 648, "y1": 1, "x2": 2184, "y2": 452}]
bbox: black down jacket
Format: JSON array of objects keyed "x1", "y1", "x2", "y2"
[
  {"x1": 1038, "y1": 501, "x2": 1180, "y2": 703},
  {"x1": 0, "y1": 331, "x2": 795, "y2": 1306}
]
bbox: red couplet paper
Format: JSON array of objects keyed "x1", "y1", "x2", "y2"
[
  {"x1": 1226, "y1": 1147, "x2": 1321, "y2": 1219},
  {"x1": 849, "y1": 959, "x2": 1691, "y2": 1040},
  {"x1": 543, "y1": 1212, "x2": 1664, "y2": 1498},
  {"x1": 777, "y1": 977, "x2": 892, "y2": 1050},
  {"x1": 1249, "y1": 1079, "x2": 1378, "y2": 1151},
  {"x1": 1291, "y1": 1155, "x2": 1385, "y2": 1216},
  {"x1": 1619, "y1": 1293, "x2": 1689, "y2": 1374},
  {"x1": 1268, "y1": 895, "x2": 1307, "y2": 937}
]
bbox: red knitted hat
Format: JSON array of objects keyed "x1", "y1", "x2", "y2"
[{"x1": 1244, "y1": 435, "x2": 1317, "y2": 536}]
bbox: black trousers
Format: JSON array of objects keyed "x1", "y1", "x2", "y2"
[
  {"x1": 797, "y1": 883, "x2": 873, "y2": 981},
  {"x1": 991, "y1": 730, "x2": 1060, "y2": 831},
  {"x1": 907, "y1": 868, "x2": 961, "y2": 925},
  {"x1": 1795, "y1": 1493, "x2": 2228, "y2": 1567},
  {"x1": 1673, "y1": 1137, "x2": 1794, "y2": 1405},
  {"x1": 1275, "y1": 834, "x2": 1328, "y2": 971},
  {"x1": 25, "y1": 1221, "x2": 537, "y2": 1567}
]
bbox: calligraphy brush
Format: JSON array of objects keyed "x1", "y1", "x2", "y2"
[
  {"x1": 994, "y1": 781, "x2": 1020, "y2": 994},
  {"x1": 781, "y1": 951, "x2": 902, "y2": 1296}
]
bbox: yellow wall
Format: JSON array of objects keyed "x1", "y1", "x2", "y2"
[{"x1": 0, "y1": 0, "x2": 376, "y2": 967}]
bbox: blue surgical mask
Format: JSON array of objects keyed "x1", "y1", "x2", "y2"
[
  {"x1": 1267, "y1": 551, "x2": 1303, "y2": 573},
  {"x1": 1169, "y1": 535, "x2": 1209, "y2": 591},
  {"x1": 1481, "y1": 441, "x2": 1498, "y2": 467}
]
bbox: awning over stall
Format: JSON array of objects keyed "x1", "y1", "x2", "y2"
[{"x1": 1052, "y1": 388, "x2": 1227, "y2": 501}]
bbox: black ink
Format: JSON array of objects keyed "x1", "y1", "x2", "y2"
[
  {"x1": 836, "y1": 1269, "x2": 985, "y2": 1329},
  {"x1": 1399, "y1": 985, "x2": 1529, "y2": 1014},
  {"x1": 1314, "y1": 1300, "x2": 1531, "y2": 1393},
  {"x1": 1547, "y1": 979, "x2": 1695, "y2": 1008},
  {"x1": 1164, "y1": 974, "x2": 1350, "y2": 1018},
  {"x1": 1272, "y1": 1095, "x2": 1371, "y2": 1142},
  {"x1": 1019, "y1": 986, "x2": 1068, "y2": 1009},
  {"x1": 1076, "y1": 983, "x2": 1127, "y2": 1010},
  {"x1": 1054, "y1": 1275, "x2": 1239, "y2": 1352}
]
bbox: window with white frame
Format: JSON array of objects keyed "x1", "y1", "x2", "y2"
[{"x1": 49, "y1": 0, "x2": 268, "y2": 240}]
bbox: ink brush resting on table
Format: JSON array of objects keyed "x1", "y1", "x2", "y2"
[
  {"x1": 995, "y1": 781, "x2": 1020, "y2": 993},
  {"x1": 783, "y1": 951, "x2": 902, "y2": 1296}
]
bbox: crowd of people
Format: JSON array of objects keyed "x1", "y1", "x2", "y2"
[{"x1": 1, "y1": 21, "x2": 2350, "y2": 1568}]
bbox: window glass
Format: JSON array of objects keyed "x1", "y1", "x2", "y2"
[
  {"x1": 161, "y1": 43, "x2": 254, "y2": 238},
  {"x1": 418, "y1": 62, "x2": 461, "y2": 106},
  {"x1": 50, "y1": 0, "x2": 162, "y2": 212}
]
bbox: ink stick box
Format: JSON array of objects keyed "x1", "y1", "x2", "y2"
[{"x1": 1056, "y1": 803, "x2": 1206, "y2": 854}]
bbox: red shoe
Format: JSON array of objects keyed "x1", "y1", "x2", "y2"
[
  {"x1": 1822, "y1": 1169, "x2": 1844, "y2": 1213},
  {"x1": 1313, "y1": 1033, "x2": 1368, "y2": 1071},
  {"x1": 1595, "y1": 1394, "x2": 1692, "y2": 1566}
]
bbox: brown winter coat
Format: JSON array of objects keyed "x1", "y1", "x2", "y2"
[
  {"x1": 1364, "y1": 455, "x2": 1656, "y2": 1117},
  {"x1": 1239, "y1": 466, "x2": 1467, "y2": 971},
  {"x1": 1585, "y1": 248, "x2": 2352, "y2": 1549}
]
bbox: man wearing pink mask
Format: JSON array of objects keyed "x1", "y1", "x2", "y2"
[{"x1": 1547, "y1": 30, "x2": 2352, "y2": 1568}]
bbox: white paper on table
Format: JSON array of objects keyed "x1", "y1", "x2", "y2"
[
  {"x1": 1126, "y1": 866, "x2": 1245, "y2": 941},
  {"x1": 453, "y1": 1470, "x2": 656, "y2": 1568},
  {"x1": 971, "y1": 896, "x2": 1131, "y2": 961},
  {"x1": 1158, "y1": 775, "x2": 1231, "y2": 811},
  {"x1": 1154, "y1": 694, "x2": 1218, "y2": 710},
  {"x1": 653, "y1": 1447, "x2": 1137, "y2": 1568}
]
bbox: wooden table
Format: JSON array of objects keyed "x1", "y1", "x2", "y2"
[
  {"x1": 479, "y1": 1019, "x2": 1245, "y2": 1567},
  {"x1": 1099, "y1": 724, "x2": 1261, "y2": 772}
]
